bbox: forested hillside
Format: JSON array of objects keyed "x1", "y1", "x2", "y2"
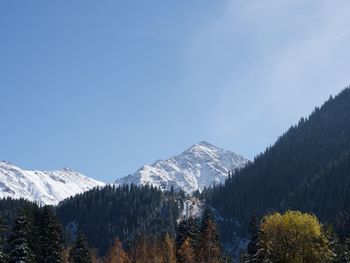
[
  {"x1": 205, "y1": 87, "x2": 350, "y2": 234},
  {"x1": 0, "y1": 198, "x2": 38, "y2": 228},
  {"x1": 56, "y1": 184, "x2": 184, "y2": 256}
]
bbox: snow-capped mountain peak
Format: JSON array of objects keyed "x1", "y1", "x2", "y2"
[
  {"x1": 0, "y1": 161, "x2": 105, "y2": 205},
  {"x1": 115, "y1": 141, "x2": 248, "y2": 193}
]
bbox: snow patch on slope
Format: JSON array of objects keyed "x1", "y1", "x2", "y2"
[
  {"x1": 0, "y1": 161, "x2": 105, "y2": 205},
  {"x1": 115, "y1": 141, "x2": 248, "y2": 193},
  {"x1": 182, "y1": 197, "x2": 205, "y2": 219}
]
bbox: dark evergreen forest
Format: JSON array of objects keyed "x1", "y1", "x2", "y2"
[
  {"x1": 204, "y1": 87, "x2": 350, "y2": 239},
  {"x1": 56, "y1": 184, "x2": 184, "y2": 256}
]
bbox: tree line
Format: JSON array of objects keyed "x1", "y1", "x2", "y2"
[
  {"x1": 2, "y1": 197, "x2": 350, "y2": 262},
  {"x1": 0, "y1": 204, "x2": 225, "y2": 263},
  {"x1": 102, "y1": 208, "x2": 225, "y2": 263}
]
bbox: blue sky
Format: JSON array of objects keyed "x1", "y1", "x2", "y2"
[{"x1": 1, "y1": 0, "x2": 350, "y2": 182}]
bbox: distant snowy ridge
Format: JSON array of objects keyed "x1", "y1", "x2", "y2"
[
  {"x1": 115, "y1": 141, "x2": 248, "y2": 193},
  {"x1": 0, "y1": 161, "x2": 105, "y2": 205}
]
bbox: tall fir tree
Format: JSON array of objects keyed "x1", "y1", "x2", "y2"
[
  {"x1": 177, "y1": 237, "x2": 195, "y2": 263},
  {"x1": 6, "y1": 215, "x2": 33, "y2": 263},
  {"x1": 0, "y1": 218, "x2": 6, "y2": 263},
  {"x1": 197, "y1": 208, "x2": 222, "y2": 263},
  {"x1": 105, "y1": 238, "x2": 129, "y2": 263},
  {"x1": 40, "y1": 206, "x2": 64, "y2": 263},
  {"x1": 162, "y1": 234, "x2": 176, "y2": 263},
  {"x1": 176, "y1": 217, "x2": 200, "y2": 254},
  {"x1": 69, "y1": 231, "x2": 92, "y2": 263},
  {"x1": 29, "y1": 206, "x2": 43, "y2": 262},
  {"x1": 334, "y1": 238, "x2": 350, "y2": 263},
  {"x1": 343, "y1": 238, "x2": 350, "y2": 263},
  {"x1": 243, "y1": 216, "x2": 261, "y2": 263}
]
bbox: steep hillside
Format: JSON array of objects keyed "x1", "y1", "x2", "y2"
[
  {"x1": 56, "y1": 184, "x2": 183, "y2": 256},
  {"x1": 205, "y1": 87, "x2": 350, "y2": 230}
]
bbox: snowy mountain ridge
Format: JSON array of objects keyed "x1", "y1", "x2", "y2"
[
  {"x1": 115, "y1": 141, "x2": 248, "y2": 193},
  {"x1": 0, "y1": 161, "x2": 105, "y2": 205}
]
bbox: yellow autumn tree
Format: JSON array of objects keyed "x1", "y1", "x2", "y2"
[
  {"x1": 104, "y1": 238, "x2": 130, "y2": 263},
  {"x1": 162, "y1": 234, "x2": 176, "y2": 263},
  {"x1": 129, "y1": 236, "x2": 163, "y2": 263},
  {"x1": 178, "y1": 237, "x2": 195, "y2": 263},
  {"x1": 259, "y1": 210, "x2": 334, "y2": 263},
  {"x1": 91, "y1": 248, "x2": 102, "y2": 263},
  {"x1": 197, "y1": 210, "x2": 222, "y2": 263}
]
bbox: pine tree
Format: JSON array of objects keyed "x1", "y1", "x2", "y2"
[
  {"x1": 197, "y1": 209, "x2": 222, "y2": 263},
  {"x1": 105, "y1": 238, "x2": 129, "y2": 263},
  {"x1": 29, "y1": 206, "x2": 43, "y2": 262},
  {"x1": 334, "y1": 238, "x2": 350, "y2": 263},
  {"x1": 69, "y1": 231, "x2": 92, "y2": 263},
  {"x1": 90, "y1": 249, "x2": 101, "y2": 263},
  {"x1": 255, "y1": 228, "x2": 272, "y2": 263},
  {"x1": 244, "y1": 216, "x2": 260, "y2": 263},
  {"x1": 6, "y1": 215, "x2": 33, "y2": 263},
  {"x1": 0, "y1": 218, "x2": 6, "y2": 263},
  {"x1": 40, "y1": 206, "x2": 64, "y2": 263},
  {"x1": 176, "y1": 217, "x2": 200, "y2": 253},
  {"x1": 343, "y1": 239, "x2": 350, "y2": 262},
  {"x1": 129, "y1": 236, "x2": 148, "y2": 263},
  {"x1": 162, "y1": 234, "x2": 176, "y2": 263},
  {"x1": 177, "y1": 237, "x2": 195, "y2": 263}
]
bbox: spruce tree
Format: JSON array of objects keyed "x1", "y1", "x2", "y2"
[
  {"x1": 244, "y1": 216, "x2": 260, "y2": 263},
  {"x1": 177, "y1": 237, "x2": 195, "y2": 263},
  {"x1": 6, "y1": 215, "x2": 33, "y2": 263},
  {"x1": 105, "y1": 238, "x2": 129, "y2": 263},
  {"x1": 344, "y1": 239, "x2": 350, "y2": 262},
  {"x1": 335, "y1": 238, "x2": 350, "y2": 263},
  {"x1": 197, "y1": 208, "x2": 222, "y2": 263},
  {"x1": 0, "y1": 218, "x2": 6, "y2": 263},
  {"x1": 69, "y1": 231, "x2": 92, "y2": 263},
  {"x1": 40, "y1": 206, "x2": 64, "y2": 263},
  {"x1": 28, "y1": 206, "x2": 43, "y2": 262},
  {"x1": 162, "y1": 234, "x2": 176, "y2": 263},
  {"x1": 176, "y1": 217, "x2": 200, "y2": 252}
]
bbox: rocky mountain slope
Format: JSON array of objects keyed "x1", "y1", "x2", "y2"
[
  {"x1": 115, "y1": 141, "x2": 248, "y2": 193},
  {"x1": 0, "y1": 161, "x2": 105, "y2": 205}
]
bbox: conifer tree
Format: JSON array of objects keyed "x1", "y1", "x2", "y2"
[
  {"x1": 0, "y1": 218, "x2": 6, "y2": 263},
  {"x1": 40, "y1": 206, "x2": 64, "y2": 263},
  {"x1": 105, "y1": 238, "x2": 129, "y2": 263},
  {"x1": 69, "y1": 231, "x2": 92, "y2": 263},
  {"x1": 197, "y1": 209, "x2": 222, "y2": 263},
  {"x1": 90, "y1": 249, "x2": 101, "y2": 263},
  {"x1": 6, "y1": 215, "x2": 33, "y2": 263},
  {"x1": 129, "y1": 236, "x2": 148, "y2": 263},
  {"x1": 177, "y1": 237, "x2": 195, "y2": 263},
  {"x1": 334, "y1": 238, "x2": 350, "y2": 263},
  {"x1": 29, "y1": 206, "x2": 43, "y2": 262},
  {"x1": 343, "y1": 239, "x2": 350, "y2": 262},
  {"x1": 162, "y1": 234, "x2": 176, "y2": 263},
  {"x1": 244, "y1": 216, "x2": 261, "y2": 263},
  {"x1": 176, "y1": 217, "x2": 200, "y2": 253}
]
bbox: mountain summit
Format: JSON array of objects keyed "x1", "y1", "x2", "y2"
[
  {"x1": 114, "y1": 141, "x2": 248, "y2": 193},
  {"x1": 0, "y1": 161, "x2": 105, "y2": 205}
]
